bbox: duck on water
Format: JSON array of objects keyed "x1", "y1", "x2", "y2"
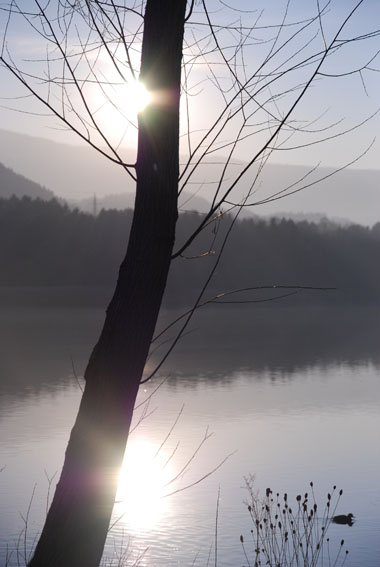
[{"x1": 332, "y1": 513, "x2": 355, "y2": 526}]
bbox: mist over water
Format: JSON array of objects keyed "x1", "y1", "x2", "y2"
[{"x1": 1, "y1": 289, "x2": 379, "y2": 566}]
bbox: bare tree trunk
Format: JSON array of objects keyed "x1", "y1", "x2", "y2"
[{"x1": 28, "y1": 2, "x2": 187, "y2": 566}]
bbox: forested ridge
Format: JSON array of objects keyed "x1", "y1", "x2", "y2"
[
  {"x1": 0, "y1": 161, "x2": 54, "y2": 200},
  {"x1": 1, "y1": 195, "x2": 380, "y2": 305}
]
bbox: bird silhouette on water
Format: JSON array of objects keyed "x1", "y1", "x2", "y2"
[{"x1": 332, "y1": 513, "x2": 355, "y2": 526}]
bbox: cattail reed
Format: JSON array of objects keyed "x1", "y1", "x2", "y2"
[{"x1": 241, "y1": 478, "x2": 350, "y2": 567}]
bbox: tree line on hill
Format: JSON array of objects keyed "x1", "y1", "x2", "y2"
[{"x1": 1, "y1": 195, "x2": 380, "y2": 306}]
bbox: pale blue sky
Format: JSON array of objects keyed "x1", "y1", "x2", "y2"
[{"x1": 0, "y1": 0, "x2": 379, "y2": 170}]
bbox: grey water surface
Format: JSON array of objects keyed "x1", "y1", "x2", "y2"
[{"x1": 0, "y1": 289, "x2": 379, "y2": 566}]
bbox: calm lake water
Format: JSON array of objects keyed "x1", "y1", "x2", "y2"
[{"x1": 0, "y1": 289, "x2": 379, "y2": 566}]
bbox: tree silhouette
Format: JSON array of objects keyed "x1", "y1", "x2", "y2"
[{"x1": 0, "y1": 1, "x2": 379, "y2": 565}]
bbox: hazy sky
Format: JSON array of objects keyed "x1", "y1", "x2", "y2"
[{"x1": 0, "y1": 0, "x2": 379, "y2": 170}]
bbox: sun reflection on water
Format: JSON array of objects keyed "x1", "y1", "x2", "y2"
[{"x1": 115, "y1": 439, "x2": 174, "y2": 530}]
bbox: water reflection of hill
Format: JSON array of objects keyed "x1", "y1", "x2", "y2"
[
  {"x1": 0, "y1": 303, "x2": 100, "y2": 400},
  {"x1": 1, "y1": 288, "x2": 380, "y2": 404},
  {"x1": 155, "y1": 305, "x2": 380, "y2": 383}
]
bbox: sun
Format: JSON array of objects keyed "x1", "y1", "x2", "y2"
[
  {"x1": 124, "y1": 79, "x2": 152, "y2": 114},
  {"x1": 90, "y1": 77, "x2": 152, "y2": 146}
]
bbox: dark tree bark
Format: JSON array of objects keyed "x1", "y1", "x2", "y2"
[{"x1": 28, "y1": 2, "x2": 187, "y2": 566}]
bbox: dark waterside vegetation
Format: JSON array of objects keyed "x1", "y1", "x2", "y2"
[{"x1": 1, "y1": 196, "x2": 380, "y2": 306}]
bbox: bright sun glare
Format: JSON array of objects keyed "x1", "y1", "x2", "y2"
[
  {"x1": 125, "y1": 80, "x2": 152, "y2": 114},
  {"x1": 114, "y1": 439, "x2": 173, "y2": 530},
  {"x1": 92, "y1": 78, "x2": 152, "y2": 145}
]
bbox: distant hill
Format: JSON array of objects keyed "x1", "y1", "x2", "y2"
[
  {"x1": 0, "y1": 129, "x2": 135, "y2": 200},
  {"x1": 1, "y1": 128, "x2": 380, "y2": 225},
  {"x1": 0, "y1": 161, "x2": 54, "y2": 200}
]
